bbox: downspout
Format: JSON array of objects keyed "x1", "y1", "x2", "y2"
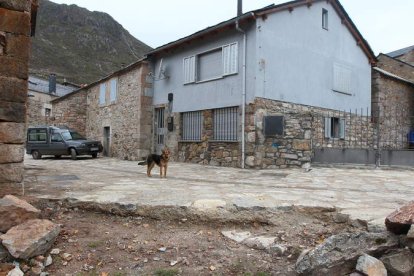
[{"x1": 235, "y1": 18, "x2": 248, "y2": 169}]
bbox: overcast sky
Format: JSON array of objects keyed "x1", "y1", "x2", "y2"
[{"x1": 50, "y1": 0, "x2": 412, "y2": 55}]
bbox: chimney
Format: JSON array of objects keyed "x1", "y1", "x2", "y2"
[
  {"x1": 49, "y1": 73, "x2": 56, "y2": 94},
  {"x1": 237, "y1": 0, "x2": 242, "y2": 16}
]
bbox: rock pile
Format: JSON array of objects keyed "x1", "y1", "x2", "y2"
[
  {"x1": 0, "y1": 195, "x2": 60, "y2": 275},
  {"x1": 294, "y1": 202, "x2": 414, "y2": 275}
]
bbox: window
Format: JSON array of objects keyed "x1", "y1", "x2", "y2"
[
  {"x1": 182, "y1": 111, "x2": 203, "y2": 141},
  {"x1": 28, "y1": 129, "x2": 47, "y2": 143},
  {"x1": 264, "y1": 116, "x2": 284, "y2": 137},
  {"x1": 45, "y1": 108, "x2": 51, "y2": 117},
  {"x1": 110, "y1": 78, "x2": 117, "y2": 103},
  {"x1": 333, "y1": 63, "x2": 352, "y2": 94},
  {"x1": 183, "y1": 42, "x2": 238, "y2": 83},
  {"x1": 213, "y1": 107, "x2": 238, "y2": 141},
  {"x1": 322, "y1": 8, "x2": 328, "y2": 30},
  {"x1": 325, "y1": 117, "x2": 345, "y2": 139},
  {"x1": 99, "y1": 83, "x2": 106, "y2": 105},
  {"x1": 51, "y1": 133, "x2": 63, "y2": 142}
]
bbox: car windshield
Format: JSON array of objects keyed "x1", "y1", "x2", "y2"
[{"x1": 61, "y1": 131, "x2": 85, "y2": 141}]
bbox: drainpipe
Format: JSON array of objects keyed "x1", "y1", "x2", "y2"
[{"x1": 235, "y1": 19, "x2": 247, "y2": 169}]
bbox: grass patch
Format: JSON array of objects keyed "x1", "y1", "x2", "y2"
[
  {"x1": 153, "y1": 268, "x2": 179, "y2": 276},
  {"x1": 87, "y1": 240, "x2": 104, "y2": 248}
]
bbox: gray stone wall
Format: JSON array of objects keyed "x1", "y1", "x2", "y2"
[
  {"x1": 397, "y1": 49, "x2": 414, "y2": 67},
  {"x1": 86, "y1": 62, "x2": 152, "y2": 160},
  {"x1": 26, "y1": 92, "x2": 56, "y2": 127},
  {"x1": 0, "y1": 0, "x2": 36, "y2": 194},
  {"x1": 372, "y1": 70, "x2": 414, "y2": 149},
  {"x1": 377, "y1": 54, "x2": 414, "y2": 82},
  {"x1": 51, "y1": 90, "x2": 87, "y2": 136}
]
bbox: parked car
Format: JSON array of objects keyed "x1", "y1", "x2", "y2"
[{"x1": 26, "y1": 126, "x2": 103, "y2": 160}]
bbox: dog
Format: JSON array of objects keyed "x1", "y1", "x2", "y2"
[{"x1": 138, "y1": 148, "x2": 171, "y2": 178}]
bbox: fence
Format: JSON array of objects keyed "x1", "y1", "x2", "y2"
[{"x1": 311, "y1": 106, "x2": 414, "y2": 166}]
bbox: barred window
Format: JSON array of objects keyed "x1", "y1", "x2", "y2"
[
  {"x1": 213, "y1": 107, "x2": 238, "y2": 141},
  {"x1": 182, "y1": 111, "x2": 203, "y2": 141}
]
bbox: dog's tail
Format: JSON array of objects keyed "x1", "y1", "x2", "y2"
[{"x1": 137, "y1": 161, "x2": 147, "y2": 165}]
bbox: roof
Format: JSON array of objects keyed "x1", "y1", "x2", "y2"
[
  {"x1": 386, "y1": 45, "x2": 414, "y2": 58},
  {"x1": 373, "y1": 67, "x2": 414, "y2": 86},
  {"x1": 28, "y1": 75, "x2": 79, "y2": 97},
  {"x1": 147, "y1": 0, "x2": 376, "y2": 63}
]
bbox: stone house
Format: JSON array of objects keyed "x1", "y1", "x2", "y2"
[
  {"x1": 51, "y1": 59, "x2": 153, "y2": 160},
  {"x1": 147, "y1": 0, "x2": 376, "y2": 168},
  {"x1": 386, "y1": 45, "x2": 414, "y2": 66},
  {"x1": 0, "y1": 0, "x2": 38, "y2": 194},
  {"x1": 27, "y1": 74, "x2": 79, "y2": 127},
  {"x1": 372, "y1": 53, "x2": 414, "y2": 150}
]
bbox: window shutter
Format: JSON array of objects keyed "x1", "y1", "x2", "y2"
[
  {"x1": 183, "y1": 56, "x2": 196, "y2": 83},
  {"x1": 324, "y1": 117, "x2": 331, "y2": 138},
  {"x1": 339, "y1": 118, "x2": 345, "y2": 139},
  {"x1": 223, "y1": 42, "x2": 238, "y2": 75},
  {"x1": 99, "y1": 83, "x2": 106, "y2": 105}
]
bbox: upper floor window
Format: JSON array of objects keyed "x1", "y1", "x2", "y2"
[
  {"x1": 110, "y1": 78, "x2": 118, "y2": 103},
  {"x1": 333, "y1": 63, "x2": 352, "y2": 95},
  {"x1": 183, "y1": 42, "x2": 238, "y2": 84},
  {"x1": 99, "y1": 83, "x2": 106, "y2": 105},
  {"x1": 322, "y1": 8, "x2": 328, "y2": 30}
]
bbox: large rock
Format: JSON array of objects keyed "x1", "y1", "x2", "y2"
[
  {"x1": 295, "y1": 231, "x2": 399, "y2": 275},
  {"x1": 0, "y1": 195, "x2": 40, "y2": 232},
  {"x1": 0, "y1": 263, "x2": 14, "y2": 276},
  {"x1": 381, "y1": 249, "x2": 414, "y2": 276},
  {"x1": 385, "y1": 202, "x2": 414, "y2": 235},
  {"x1": 0, "y1": 219, "x2": 60, "y2": 260},
  {"x1": 356, "y1": 254, "x2": 387, "y2": 276}
]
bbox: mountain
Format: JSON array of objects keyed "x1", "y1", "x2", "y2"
[{"x1": 29, "y1": 0, "x2": 152, "y2": 84}]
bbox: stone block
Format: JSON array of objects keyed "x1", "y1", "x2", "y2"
[
  {"x1": 0, "y1": 76, "x2": 28, "y2": 103},
  {"x1": 380, "y1": 249, "x2": 414, "y2": 276},
  {"x1": 5, "y1": 33, "x2": 30, "y2": 60},
  {"x1": 0, "y1": 56, "x2": 28, "y2": 79},
  {"x1": 281, "y1": 153, "x2": 298, "y2": 160},
  {"x1": 0, "y1": 8, "x2": 30, "y2": 35},
  {"x1": 385, "y1": 201, "x2": 414, "y2": 234},
  {"x1": 356, "y1": 254, "x2": 387, "y2": 276},
  {"x1": 0, "y1": 0, "x2": 31, "y2": 12},
  {"x1": 0, "y1": 163, "x2": 23, "y2": 183},
  {"x1": 0, "y1": 195, "x2": 40, "y2": 232},
  {"x1": 0, "y1": 219, "x2": 60, "y2": 259},
  {"x1": 0, "y1": 122, "x2": 25, "y2": 143},
  {"x1": 0, "y1": 144, "x2": 24, "y2": 163},
  {"x1": 0, "y1": 101, "x2": 26, "y2": 123}
]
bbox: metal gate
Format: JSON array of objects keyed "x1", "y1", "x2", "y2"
[{"x1": 155, "y1": 108, "x2": 166, "y2": 154}]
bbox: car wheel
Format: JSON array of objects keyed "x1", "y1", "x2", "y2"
[
  {"x1": 32, "y1": 150, "x2": 42, "y2": 160},
  {"x1": 70, "y1": 148, "x2": 77, "y2": 160},
  {"x1": 92, "y1": 153, "x2": 98, "y2": 158},
  {"x1": 55, "y1": 155, "x2": 61, "y2": 158}
]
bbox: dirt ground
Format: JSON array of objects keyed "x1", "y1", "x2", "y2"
[{"x1": 23, "y1": 199, "x2": 366, "y2": 276}]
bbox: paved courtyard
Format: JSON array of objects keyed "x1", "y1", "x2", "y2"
[{"x1": 23, "y1": 155, "x2": 414, "y2": 227}]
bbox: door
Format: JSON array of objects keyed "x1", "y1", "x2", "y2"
[
  {"x1": 103, "y1": 127, "x2": 110, "y2": 156},
  {"x1": 50, "y1": 132, "x2": 66, "y2": 155},
  {"x1": 155, "y1": 108, "x2": 166, "y2": 154}
]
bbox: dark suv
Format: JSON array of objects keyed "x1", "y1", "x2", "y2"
[{"x1": 26, "y1": 126, "x2": 103, "y2": 160}]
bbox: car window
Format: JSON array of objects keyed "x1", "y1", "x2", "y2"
[
  {"x1": 61, "y1": 131, "x2": 85, "y2": 141},
  {"x1": 51, "y1": 133, "x2": 63, "y2": 142}
]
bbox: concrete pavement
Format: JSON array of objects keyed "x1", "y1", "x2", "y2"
[{"x1": 23, "y1": 155, "x2": 414, "y2": 227}]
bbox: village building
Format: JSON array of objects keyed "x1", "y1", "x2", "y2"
[
  {"x1": 0, "y1": 0, "x2": 38, "y2": 193},
  {"x1": 26, "y1": 74, "x2": 79, "y2": 126}
]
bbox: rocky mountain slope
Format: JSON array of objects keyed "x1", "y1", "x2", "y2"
[{"x1": 29, "y1": 0, "x2": 152, "y2": 84}]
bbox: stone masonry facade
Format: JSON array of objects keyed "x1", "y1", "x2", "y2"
[
  {"x1": 51, "y1": 90, "x2": 87, "y2": 136},
  {"x1": 0, "y1": 0, "x2": 37, "y2": 193},
  {"x1": 26, "y1": 92, "x2": 56, "y2": 127},
  {"x1": 86, "y1": 61, "x2": 153, "y2": 160},
  {"x1": 168, "y1": 98, "x2": 376, "y2": 169}
]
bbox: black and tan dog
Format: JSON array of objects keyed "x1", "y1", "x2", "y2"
[{"x1": 138, "y1": 148, "x2": 171, "y2": 178}]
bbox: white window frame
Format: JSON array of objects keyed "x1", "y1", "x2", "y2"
[
  {"x1": 183, "y1": 42, "x2": 238, "y2": 84},
  {"x1": 324, "y1": 117, "x2": 345, "y2": 139},
  {"x1": 99, "y1": 83, "x2": 106, "y2": 105},
  {"x1": 181, "y1": 111, "x2": 203, "y2": 141},
  {"x1": 110, "y1": 77, "x2": 118, "y2": 103}
]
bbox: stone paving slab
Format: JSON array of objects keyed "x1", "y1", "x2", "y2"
[{"x1": 22, "y1": 155, "x2": 414, "y2": 226}]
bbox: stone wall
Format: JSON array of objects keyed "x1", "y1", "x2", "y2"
[
  {"x1": 86, "y1": 61, "x2": 152, "y2": 160},
  {"x1": 26, "y1": 92, "x2": 56, "y2": 127},
  {"x1": 0, "y1": 0, "x2": 37, "y2": 193},
  {"x1": 51, "y1": 89, "x2": 87, "y2": 136},
  {"x1": 372, "y1": 70, "x2": 414, "y2": 149},
  {"x1": 377, "y1": 54, "x2": 414, "y2": 82},
  {"x1": 397, "y1": 49, "x2": 414, "y2": 66}
]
